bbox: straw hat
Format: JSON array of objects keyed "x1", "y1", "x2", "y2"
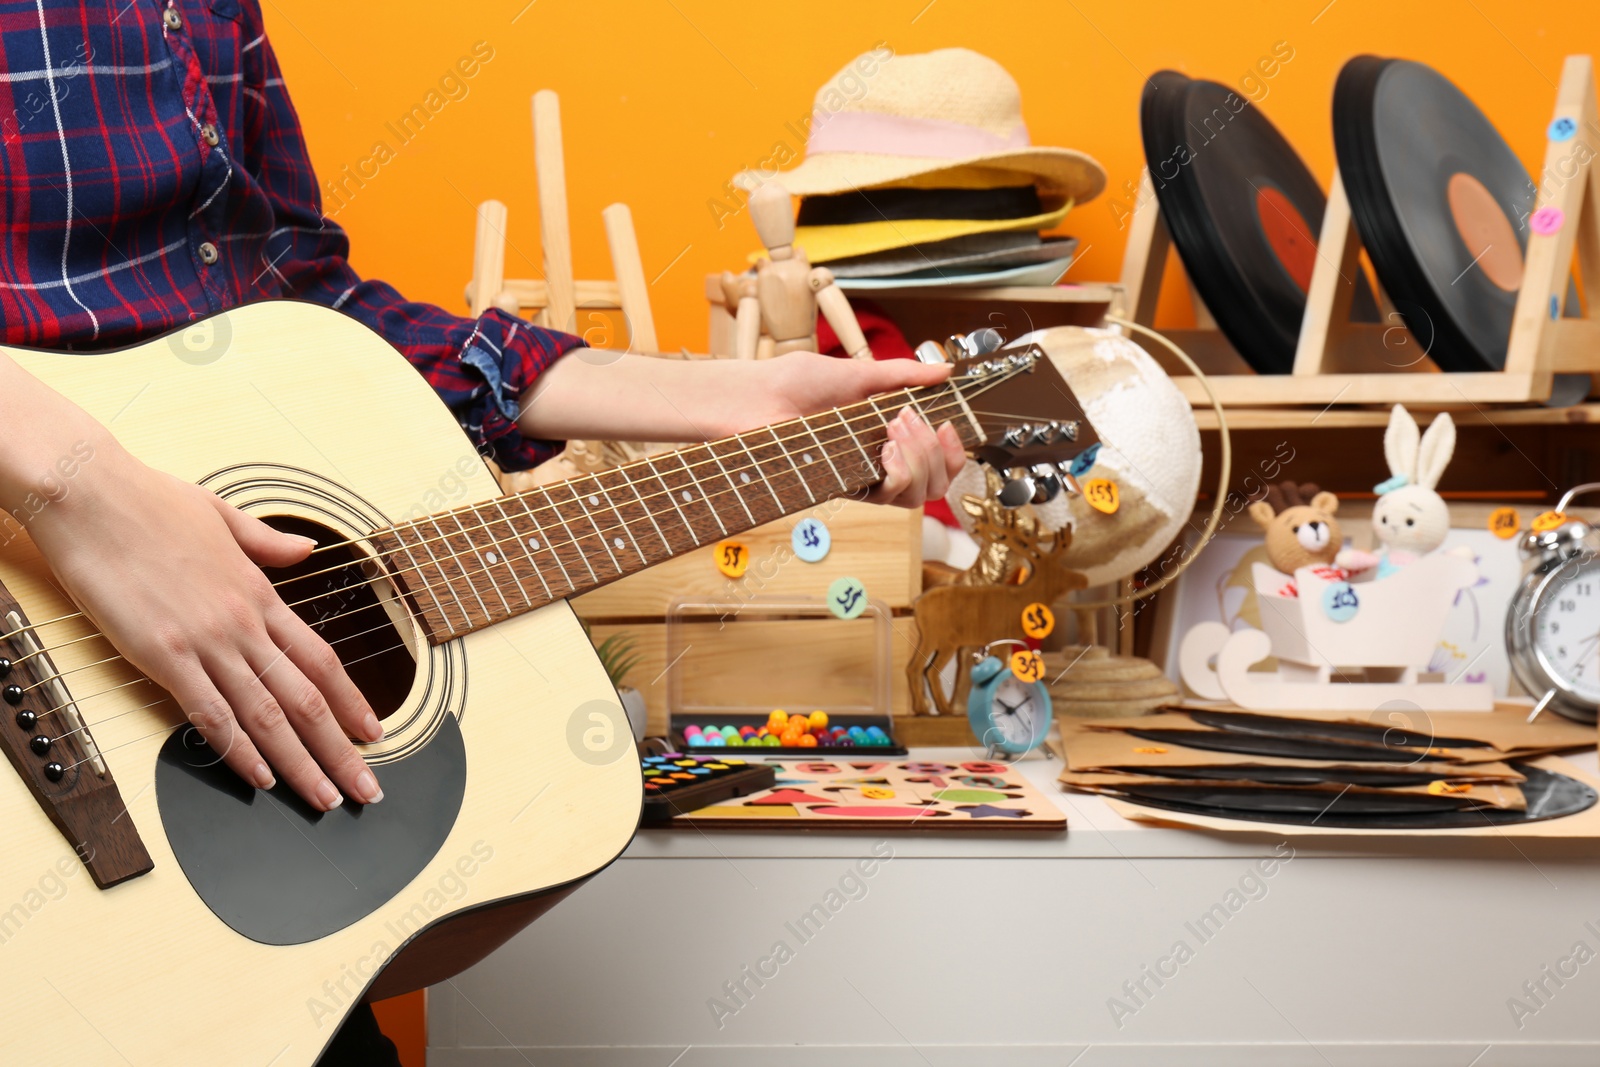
[{"x1": 734, "y1": 48, "x2": 1105, "y2": 204}]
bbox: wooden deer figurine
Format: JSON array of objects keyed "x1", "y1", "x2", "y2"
[{"x1": 906, "y1": 496, "x2": 1088, "y2": 717}]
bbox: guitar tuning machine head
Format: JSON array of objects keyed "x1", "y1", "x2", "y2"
[
  {"x1": 941, "y1": 328, "x2": 1008, "y2": 361},
  {"x1": 997, "y1": 468, "x2": 1035, "y2": 509},
  {"x1": 1001, "y1": 425, "x2": 1026, "y2": 448},
  {"x1": 914, "y1": 340, "x2": 948, "y2": 364},
  {"x1": 1029, "y1": 463, "x2": 1063, "y2": 503}
]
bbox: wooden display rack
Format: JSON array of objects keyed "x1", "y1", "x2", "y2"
[{"x1": 1113, "y1": 53, "x2": 1600, "y2": 409}]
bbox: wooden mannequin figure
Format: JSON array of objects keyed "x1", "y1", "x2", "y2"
[{"x1": 719, "y1": 182, "x2": 873, "y2": 360}]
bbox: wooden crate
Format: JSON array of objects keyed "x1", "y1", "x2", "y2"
[{"x1": 570, "y1": 499, "x2": 921, "y2": 620}]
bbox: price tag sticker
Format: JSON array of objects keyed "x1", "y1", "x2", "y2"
[
  {"x1": 1532, "y1": 510, "x2": 1567, "y2": 534},
  {"x1": 827, "y1": 576, "x2": 868, "y2": 619},
  {"x1": 860, "y1": 786, "x2": 896, "y2": 800},
  {"x1": 1322, "y1": 581, "x2": 1360, "y2": 623},
  {"x1": 1009, "y1": 649, "x2": 1045, "y2": 683},
  {"x1": 1531, "y1": 206, "x2": 1565, "y2": 236},
  {"x1": 1021, "y1": 602, "x2": 1055, "y2": 639},
  {"x1": 1427, "y1": 780, "x2": 1472, "y2": 796},
  {"x1": 715, "y1": 540, "x2": 750, "y2": 578},
  {"x1": 1488, "y1": 506, "x2": 1521, "y2": 539},
  {"x1": 1083, "y1": 478, "x2": 1120, "y2": 514},
  {"x1": 1133, "y1": 746, "x2": 1168, "y2": 755},
  {"x1": 792, "y1": 517, "x2": 830, "y2": 562},
  {"x1": 1549, "y1": 116, "x2": 1578, "y2": 142}
]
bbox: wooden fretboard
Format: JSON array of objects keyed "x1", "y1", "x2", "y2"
[{"x1": 371, "y1": 384, "x2": 984, "y2": 642}]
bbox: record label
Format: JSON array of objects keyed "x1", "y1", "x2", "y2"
[
  {"x1": 1445, "y1": 172, "x2": 1523, "y2": 292},
  {"x1": 1256, "y1": 185, "x2": 1317, "y2": 292}
]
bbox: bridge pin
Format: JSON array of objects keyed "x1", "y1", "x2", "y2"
[
  {"x1": 3, "y1": 684, "x2": 22, "y2": 705},
  {"x1": 29, "y1": 735, "x2": 51, "y2": 756},
  {"x1": 43, "y1": 762, "x2": 63, "y2": 782},
  {"x1": 14, "y1": 709, "x2": 35, "y2": 730}
]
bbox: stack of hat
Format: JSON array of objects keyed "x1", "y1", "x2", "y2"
[{"x1": 737, "y1": 48, "x2": 1105, "y2": 291}]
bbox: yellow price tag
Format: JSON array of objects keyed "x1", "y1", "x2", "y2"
[
  {"x1": 1021, "y1": 602, "x2": 1055, "y2": 639},
  {"x1": 1083, "y1": 478, "x2": 1120, "y2": 515},
  {"x1": 1487, "y1": 507, "x2": 1521, "y2": 539},
  {"x1": 860, "y1": 786, "x2": 896, "y2": 800},
  {"x1": 715, "y1": 540, "x2": 750, "y2": 578},
  {"x1": 1427, "y1": 780, "x2": 1472, "y2": 796},
  {"x1": 1532, "y1": 510, "x2": 1567, "y2": 534},
  {"x1": 1133, "y1": 746, "x2": 1168, "y2": 755},
  {"x1": 1008, "y1": 649, "x2": 1045, "y2": 683}
]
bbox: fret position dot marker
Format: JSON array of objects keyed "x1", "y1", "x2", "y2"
[
  {"x1": 589, "y1": 495, "x2": 600, "y2": 506},
  {"x1": 803, "y1": 453, "x2": 814, "y2": 464},
  {"x1": 613, "y1": 537, "x2": 624, "y2": 549},
  {"x1": 741, "y1": 472, "x2": 751, "y2": 483},
  {"x1": 484, "y1": 551, "x2": 499, "y2": 565},
  {"x1": 527, "y1": 538, "x2": 541, "y2": 551},
  {"x1": 682, "y1": 491, "x2": 693, "y2": 502}
]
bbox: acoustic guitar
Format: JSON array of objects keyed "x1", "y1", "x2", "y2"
[{"x1": 0, "y1": 301, "x2": 1094, "y2": 1065}]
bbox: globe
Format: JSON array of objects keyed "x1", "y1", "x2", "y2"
[{"x1": 945, "y1": 325, "x2": 1202, "y2": 586}]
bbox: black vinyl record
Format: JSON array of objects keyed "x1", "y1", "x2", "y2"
[
  {"x1": 1334, "y1": 56, "x2": 1537, "y2": 372},
  {"x1": 1140, "y1": 71, "x2": 1377, "y2": 374},
  {"x1": 1112, "y1": 763, "x2": 1596, "y2": 830}
]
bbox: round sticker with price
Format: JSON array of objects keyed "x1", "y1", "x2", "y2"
[
  {"x1": 1083, "y1": 478, "x2": 1120, "y2": 515},
  {"x1": 1532, "y1": 510, "x2": 1567, "y2": 534},
  {"x1": 1020, "y1": 602, "x2": 1055, "y2": 639},
  {"x1": 1008, "y1": 649, "x2": 1046, "y2": 683},
  {"x1": 1322, "y1": 581, "x2": 1360, "y2": 623},
  {"x1": 1488, "y1": 506, "x2": 1521, "y2": 540},
  {"x1": 715, "y1": 540, "x2": 750, "y2": 578},
  {"x1": 792, "y1": 517, "x2": 831, "y2": 562},
  {"x1": 827, "y1": 576, "x2": 868, "y2": 620}
]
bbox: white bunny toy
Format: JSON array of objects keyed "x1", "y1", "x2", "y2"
[{"x1": 1366, "y1": 404, "x2": 1456, "y2": 578}]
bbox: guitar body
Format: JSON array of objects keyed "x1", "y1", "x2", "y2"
[{"x1": 0, "y1": 302, "x2": 640, "y2": 1065}]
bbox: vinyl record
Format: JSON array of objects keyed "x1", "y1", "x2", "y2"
[
  {"x1": 1334, "y1": 56, "x2": 1536, "y2": 372},
  {"x1": 1110, "y1": 763, "x2": 1596, "y2": 830},
  {"x1": 1140, "y1": 72, "x2": 1377, "y2": 374}
]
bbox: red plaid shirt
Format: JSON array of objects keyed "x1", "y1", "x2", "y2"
[{"x1": 0, "y1": 0, "x2": 578, "y2": 470}]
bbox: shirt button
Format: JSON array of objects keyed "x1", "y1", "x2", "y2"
[
  {"x1": 201, "y1": 124, "x2": 219, "y2": 147},
  {"x1": 163, "y1": 7, "x2": 182, "y2": 30},
  {"x1": 198, "y1": 242, "x2": 219, "y2": 265}
]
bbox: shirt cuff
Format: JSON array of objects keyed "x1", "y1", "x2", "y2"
[{"x1": 459, "y1": 309, "x2": 584, "y2": 472}]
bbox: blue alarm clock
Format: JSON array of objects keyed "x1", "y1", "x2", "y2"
[{"x1": 966, "y1": 641, "x2": 1053, "y2": 757}]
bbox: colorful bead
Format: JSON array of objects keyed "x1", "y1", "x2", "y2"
[
  {"x1": 798, "y1": 734, "x2": 819, "y2": 748},
  {"x1": 808, "y1": 710, "x2": 829, "y2": 730}
]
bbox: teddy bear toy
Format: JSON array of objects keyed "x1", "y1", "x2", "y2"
[{"x1": 1248, "y1": 481, "x2": 1344, "y2": 576}]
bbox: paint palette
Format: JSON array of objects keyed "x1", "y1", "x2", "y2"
[{"x1": 671, "y1": 759, "x2": 1066, "y2": 831}]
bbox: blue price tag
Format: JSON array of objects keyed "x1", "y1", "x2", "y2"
[
  {"x1": 827, "y1": 576, "x2": 868, "y2": 620},
  {"x1": 1549, "y1": 116, "x2": 1578, "y2": 143},
  {"x1": 1322, "y1": 581, "x2": 1360, "y2": 623},
  {"x1": 1068, "y1": 442, "x2": 1101, "y2": 479},
  {"x1": 792, "y1": 517, "x2": 831, "y2": 562}
]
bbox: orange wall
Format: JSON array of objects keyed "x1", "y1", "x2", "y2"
[{"x1": 260, "y1": 0, "x2": 1589, "y2": 352}]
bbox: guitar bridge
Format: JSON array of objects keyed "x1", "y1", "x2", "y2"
[{"x1": 0, "y1": 597, "x2": 152, "y2": 889}]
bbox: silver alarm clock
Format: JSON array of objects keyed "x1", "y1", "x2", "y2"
[{"x1": 1506, "y1": 483, "x2": 1600, "y2": 723}]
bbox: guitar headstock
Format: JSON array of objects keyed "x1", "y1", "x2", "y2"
[{"x1": 921, "y1": 330, "x2": 1104, "y2": 508}]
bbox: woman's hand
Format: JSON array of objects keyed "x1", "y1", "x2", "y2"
[{"x1": 23, "y1": 431, "x2": 382, "y2": 812}]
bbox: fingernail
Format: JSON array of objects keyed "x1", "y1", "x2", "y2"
[
  {"x1": 318, "y1": 781, "x2": 343, "y2": 811},
  {"x1": 356, "y1": 768, "x2": 383, "y2": 805},
  {"x1": 363, "y1": 712, "x2": 383, "y2": 741},
  {"x1": 883, "y1": 441, "x2": 899, "y2": 463},
  {"x1": 291, "y1": 534, "x2": 318, "y2": 547},
  {"x1": 254, "y1": 762, "x2": 275, "y2": 790}
]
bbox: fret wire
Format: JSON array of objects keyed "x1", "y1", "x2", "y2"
[
  {"x1": 800, "y1": 419, "x2": 849, "y2": 493},
  {"x1": 641, "y1": 456, "x2": 704, "y2": 547},
  {"x1": 489, "y1": 498, "x2": 549, "y2": 604},
  {"x1": 592, "y1": 471, "x2": 650, "y2": 564},
  {"x1": 427, "y1": 515, "x2": 491, "y2": 625},
  {"x1": 703, "y1": 437, "x2": 757, "y2": 526},
  {"x1": 517, "y1": 491, "x2": 577, "y2": 593},
  {"x1": 382, "y1": 523, "x2": 457, "y2": 635},
  {"x1": 451, "y1": 511, "x2": 512, "y2": 615},
  {"x1": 568, "y1": 480, "x2": 625, "y2": 575},
  {"x1": 766, "y1": 425, "x2": 816, "y2": 505},
  {"x1": 834, "y1": 407, "x2": 877, "y2": 473},
  {"x1": 736, "y1": 429, "x2": 786, "y2": 512},
  {"x1": 547, "y1": 486, "x2": 602, "y2": 585},
  {"x1": 414, "y1": 518, "x2": 476, "y2": 632},
  {"x1": 670, "y1": 451, "x2": 728, "y2": 536},
  {"x1": 607, "y1": 464, "x2": 672, "y2": 555}
]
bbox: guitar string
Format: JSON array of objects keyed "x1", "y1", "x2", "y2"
[
  {"x1": 19, "y1": 373, "x2": 1008, "y2": 657},
  {"x1": 24, "y1": 382, "x2": 1006, "y2": 731},
  {"x1": 3, "y1": 375, "x2": 991, "y2": 648}
]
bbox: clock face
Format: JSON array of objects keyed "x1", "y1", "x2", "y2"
[
  {"x1": 1534, "y1": 564, "x2": 1600, "y2": 705},
  {"x1": 990, "y1": 675, "x2": 1046, "y2": 747}
]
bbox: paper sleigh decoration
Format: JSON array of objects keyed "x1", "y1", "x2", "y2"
[{"x1": 1179, "y1": 553, "x2": 1494, "y2": 713}]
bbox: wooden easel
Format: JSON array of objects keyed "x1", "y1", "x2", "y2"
[
  {"x1": 464, "y1": 90, "x2": 659, "y2": 354},
  {"x1": 1113, "y1": 54, "x2": 1600, "y2": 408}
]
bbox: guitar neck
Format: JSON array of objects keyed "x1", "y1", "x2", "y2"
[{"x1": 373, "y1": 383, "x2": 983, "y2": 643}]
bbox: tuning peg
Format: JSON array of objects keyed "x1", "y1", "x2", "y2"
[
  {"x1": 1030, "y1": 463, "x2": 1062, "y2": 502},
  {"x1": 1054, "y1": 461, "x2": 1083, "y2": 496},
  {"x1": 914, "y1": 341, "x2": 948, "y2": 364},
  {"x1": 998, "y1": 470, "x2": 1035, "y2": 508},
  {"x1": 1059, "y1": 420, "x2": 1079, "y2": 442},
  {"x1": 1030, "y1": 422, "x2": 1058, "y2": 445},
  {"x1": 944, "y1": 334, "x2": 969, "y2": 359},
  {"x1": 1001, "y1": 425, "x2": 1024, "y2": 447},
  {"x1": 966, "y1": 327, "x2": 1005, "y2": 356}
]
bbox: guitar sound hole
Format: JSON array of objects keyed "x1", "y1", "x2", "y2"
[{"x1": 261, "y1": 516, "x2": 416, "y2": 721}]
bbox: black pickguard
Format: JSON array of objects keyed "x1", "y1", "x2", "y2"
[{"x1": 155, "y1": 716, "x2": 466, "y2": 945}]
